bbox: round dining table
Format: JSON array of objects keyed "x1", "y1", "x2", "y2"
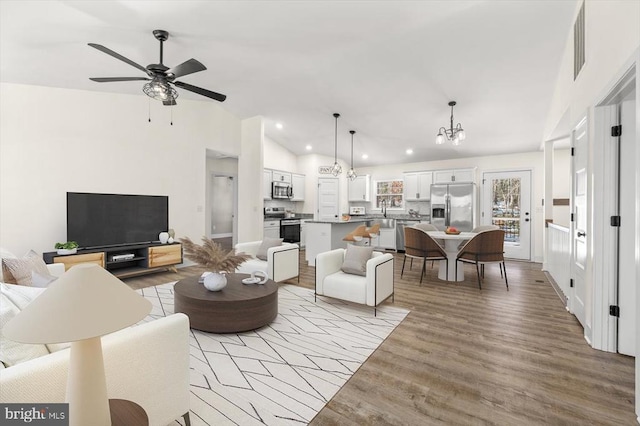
[{"x1": 426, "y1": 231, "x2": 476, "y2": 281}]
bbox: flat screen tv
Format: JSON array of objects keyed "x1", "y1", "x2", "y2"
[{"x1": 67, "y1": 192, "x2": 168, "y2": 249}]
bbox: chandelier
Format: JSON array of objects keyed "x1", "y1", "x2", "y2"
[
  {"x1": 436, "y1": 101, "x2": 465, "y2": 146},
  {"x1": 347, "y1": 130, "x2": 357, "y2": 181},
  {"x1": 330, "y1": 113, "x2": 342, "y2": 176}
]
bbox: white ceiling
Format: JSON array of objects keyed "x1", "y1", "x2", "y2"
[{"x1": 0, "y1": 0, "x2": 577, "y2": 167}]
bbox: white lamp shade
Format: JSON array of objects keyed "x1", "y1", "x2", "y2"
[
  {"x1": 435, "y1": 134, "x2": 445, "y2": 145},
  {"x1": 4, "y1": 263, "x2": 151, "y2": 344},
  {"x1": 458, "y1": 130, "x2": 466, "y2": 141}
]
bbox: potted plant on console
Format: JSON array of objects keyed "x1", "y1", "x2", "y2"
[
  {"x1": 180, "y1": 237, "x2": 250, "y2": 292},
  {"x1": 55, "y1": 241, "x2": 79, "y2": 255}
]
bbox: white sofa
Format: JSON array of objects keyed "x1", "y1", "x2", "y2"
[
  {"x1": 315, "y1": 248, "x2": 394, "y2": 314},
  {"x1": 235, "y1": 241, "x2": 300, "y2": 283},
  {"x1": 0, "y1": 283, "x2": 191, "y2": 426}
]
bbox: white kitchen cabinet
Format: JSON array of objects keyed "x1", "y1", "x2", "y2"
[
  {"x1": 272, "y1": 170, "x2": 292, "y2": 183},
  {"x1": 348, "y1": 175, "x2": 370, "y2": 201},
  {"x1": 263, "y1": 169, "x2": 273, "y2": 200},
  {"x1": 299, "y1": 219, "x2": 309, "y2": 248},
  {"x1": 263, "y1": 220, "x2": 280, "y2": 239},
  {"x1": 433, "y1": 168, "x2": 476, "y2": 184},
  {"x1": 291, "y1": 173, "x2": 305, "y2": 201},
  {"x1": 377, "y1": 228, "x2": 396, "y2": 250},
  {"x1": 404, "y1": 171, "x2": 433, "y2": 201}
]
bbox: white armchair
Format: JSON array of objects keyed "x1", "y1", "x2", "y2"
[
  {"x1": 235, "y1": 241, "x2": 300, "y2": 283},
  {"x1": 315, "y1": 248, "x2": 394, "y2": 315}
]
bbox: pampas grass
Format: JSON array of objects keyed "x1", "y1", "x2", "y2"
[{"x1": 180, "y1": 237, "x2": 250, "y2": 273}]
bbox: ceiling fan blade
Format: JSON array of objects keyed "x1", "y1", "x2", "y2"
[
  {"x1": 168, "y1": 59, "x2": 206, "y2": 79},
  {"x1": 89, "y1": 77, "x2": 150, "y2": 82},
  {"x1": 173, "y1": 81, "x2": 226, "y2": 102},
  {"x1": 163, "y1": 99, "x2": 177, "y2": 106},
  {"x1": 88, "y1": 43, "x2": 148, "y2": 74}
]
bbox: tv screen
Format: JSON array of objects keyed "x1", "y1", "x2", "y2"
[{"x1": 67, "y1": 192, "x2": 169, "y2": 249}]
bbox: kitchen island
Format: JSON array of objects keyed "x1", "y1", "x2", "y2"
[{"x1": 304, "y1": 219, "x2": 371, "y2": 266}]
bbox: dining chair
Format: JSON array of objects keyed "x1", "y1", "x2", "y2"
[
  {"x1": 457, "y1": 224, "x2": 500, "y2": 249},
  {"x1": 456, "y1": 229, "x2": 508, "y2": 290},
  {"x1": 402, "y1": 227, "x2": 448, "y2": 284}
]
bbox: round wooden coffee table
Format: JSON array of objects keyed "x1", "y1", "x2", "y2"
[{"x1": 174, "y1": 273, "x2": 278, "y2": 333}]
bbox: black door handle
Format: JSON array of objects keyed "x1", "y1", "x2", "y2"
[
  {"x1": 525, "y1": 218, "x2": 530, "y2": 222},
  {"x1": 577, "y1": 231, "x2": 586, "y2": 237}
]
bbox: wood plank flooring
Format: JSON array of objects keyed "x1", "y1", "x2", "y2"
[{"x1": 124, "y1": 251, "x2": 636, "y2": 425}]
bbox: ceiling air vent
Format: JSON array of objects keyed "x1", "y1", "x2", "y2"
[{"x1": 574, "y1": 1, "x2": 585, "y2": 80}]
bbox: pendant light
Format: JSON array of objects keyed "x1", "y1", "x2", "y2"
[
  {"x1": 435, "y1": 101, "x2": 466, "y2": 146},
  {"x1": 347, "y1": 130, "x2": 358, "y2": 181},
  {"x1": 330, "y1": 113, "x2": 342, "y2": 176}
]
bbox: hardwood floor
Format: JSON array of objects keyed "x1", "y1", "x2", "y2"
[{"x1": 124, "y1": 251, "x2": 636, "y2": 425}]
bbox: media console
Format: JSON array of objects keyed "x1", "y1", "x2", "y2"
[{"x1": 43, "y1": 242, "x2": 183, "y2": 279}]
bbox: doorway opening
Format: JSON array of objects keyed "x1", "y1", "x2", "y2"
[{"x1": 206, "y1": 151, "x2": 238, "y2": 250}]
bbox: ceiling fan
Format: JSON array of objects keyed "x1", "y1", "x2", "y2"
[{"x1": 88, "y1": 29, "x2": 226, "y2": 106}]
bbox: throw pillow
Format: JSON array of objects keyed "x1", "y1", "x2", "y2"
[
  {"x1": 341, "y1": 244, "x2": 373, "y2": 276},
  {"x1": 1, "y1": 250, "x2": 50, "y2": 286},
  {"x1": 0, "y1": 292, "x2": 50, "y2": 367},
  {"x1": 256, "y1": 237, "x2": 283, "y2": 261},
  {"x1": 0, "y1": 247, "x2": 16, "y2": 282},
  {"x1": 31, "y1": 270, "x2": 58, "y2": 288}
]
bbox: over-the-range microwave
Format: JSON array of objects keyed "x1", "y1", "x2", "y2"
[{"x1": 272, "y1": 181, "x2": 293, "y2": 199}]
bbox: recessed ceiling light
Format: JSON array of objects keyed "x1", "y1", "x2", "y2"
[
  {"x1": 406, "y1": 149, "x2": 413, "y2": 155},
  {"x1": 305, "y1": 145, "x2": 312, "y2": 151},
  {"x1": 361, "y1": 154, "x2": 369, "y2": 159},
  {"x1": 275, "y1": 122, "x2": 283, "y2": 130}
]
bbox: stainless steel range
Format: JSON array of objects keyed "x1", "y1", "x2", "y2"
[{"x1": 264, "y1": 207, "x2": 300, "y2": 243}]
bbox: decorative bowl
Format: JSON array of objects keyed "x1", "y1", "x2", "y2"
[{"x1": 444, "y1": 230, "x2": 461, "y2": 235}]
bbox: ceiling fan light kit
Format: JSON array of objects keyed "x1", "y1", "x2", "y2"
[
  {"x1": 436, "y1": 101, "x2": 466, "y2": 145},
  {"x1": 331, "y1": 113, "x2": 343, "y2": 177},
  {"x1": 347, "y1": 130, "x2": 358, "y2": 181},
  {"x1": 88, "y1": 29, "x2": 226, "y2": 107}
]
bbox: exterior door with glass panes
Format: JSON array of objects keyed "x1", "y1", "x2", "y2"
[{"x1": 481, "y1": 171, "x2": 531, "y2": 260}]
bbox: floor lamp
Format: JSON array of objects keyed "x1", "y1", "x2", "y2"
[{"x1": 4, "y1": 263, "x2": 152, "y2": 426}]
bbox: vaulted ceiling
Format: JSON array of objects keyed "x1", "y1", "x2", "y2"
[{"x1": 0, "y1": 0, "x2": 577, "y2": 166}]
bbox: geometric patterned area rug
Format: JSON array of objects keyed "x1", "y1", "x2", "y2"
[{"x1": 137, "y1": 283, "x2": 409, "y2": 425}]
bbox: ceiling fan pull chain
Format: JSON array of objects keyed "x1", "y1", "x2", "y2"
[
  {"x1": 148, "y1": 98, "x2": 151, "y2": 123},
  {"x1": 170, "y1": 105, "x2": 173, "y2": 126}
]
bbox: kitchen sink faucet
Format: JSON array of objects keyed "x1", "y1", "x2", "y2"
[{"x1": 381, "y1": 199, "x2": 387, "y2": 218}]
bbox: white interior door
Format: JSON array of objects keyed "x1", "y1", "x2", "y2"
[
  {"x1": 618, "y1": 98, "x2": 636, "y2": 356},
  {"x1": 571, "y1": 117, "x2": 588, "y2": 328},
  {"x1": 481, "y1": 170, "x2": 531, "y2": 260},
  {"x1": 318, "y1": 177, "x2": 339, "y2": 221}
]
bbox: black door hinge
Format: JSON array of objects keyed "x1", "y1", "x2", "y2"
[
  {"x1": 611, "y1": 216, "x2": 621, "y2": 227},
  {"x1": 569, "y1": 278, "x2": 574, "y2": 288},
  {"x1": 611, "y1": 125, "x2": 622, "y2": 137},
  {"x1": 571, "y1": 147, "x2": 575, "y2": 156},
  {"x1": 570, "y1": 213, "x2": 575, "y2": 222},
  {"x1": 609, "y1": 305, "x2": 620, "y2": 317}
]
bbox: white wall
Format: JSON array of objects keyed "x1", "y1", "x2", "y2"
[
  {"x1": 0, "y1": 82, "x2": 248, "y2": 256},
  {"x1": 544, "y1": 1, "x2": 640, "y2": 136},
  {"x1": 237, "y1": 116, "x2": 265, "y2": 243},
  {"x1": 264, "y1": 136, "x2": 298, "y2": 172}
]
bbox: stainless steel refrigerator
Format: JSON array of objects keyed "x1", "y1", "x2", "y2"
[{"x1": 430, "y1": 183, "x2": 475, "y2": 231}]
